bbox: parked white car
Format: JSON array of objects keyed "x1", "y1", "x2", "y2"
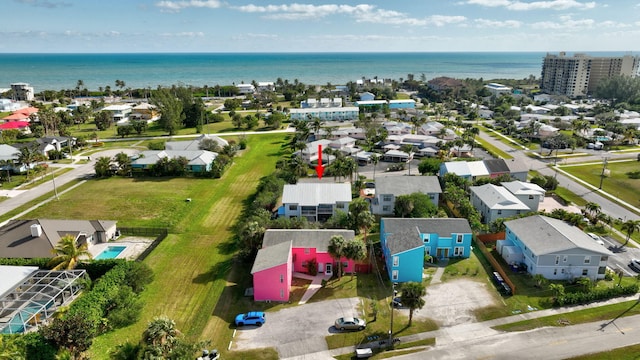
[{"x1": 586, "y1": 233, "x2": 605, "y2": 246}]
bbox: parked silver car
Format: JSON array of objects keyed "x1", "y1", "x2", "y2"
[{"x1": 335, "y1": 317, "x2": 366, "y2": 331}]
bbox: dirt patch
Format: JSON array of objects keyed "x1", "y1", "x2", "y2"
[{"x1": 411, "y1": 279, "x2": 497, "y2": 327}]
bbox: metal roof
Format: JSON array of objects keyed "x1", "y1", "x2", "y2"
[
  {"x1": 375, "y1": 176, "x2": 442, "y2": 197},
  {"x1": 262, "y1": 229, "x2": 355, "y2": 252},
  {"x1": 251, "y1": 241, "x2": 291, "y2": 274},
  {"x1": 470, "y1": 184, "x2": 530, "y2": 210},
  {"x1": 281, "y1": 183, "x2": 351, "y2": 206},
  {"x1": 505, "y1": 215, "x2": 613, "y2": 256}
]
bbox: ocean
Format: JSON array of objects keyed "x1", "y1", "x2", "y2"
[{"x1": 0, "y1": 52, "x2": 629, "y2": 92}]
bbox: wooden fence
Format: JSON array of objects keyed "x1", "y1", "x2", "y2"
[
  {"x1": 118, "y1": 227, "x2": 169, "y2": 262},
  {"x1": 473, "y1": 236, "x2": 517, "y2": 295}
]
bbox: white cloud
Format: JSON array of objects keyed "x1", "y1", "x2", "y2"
[
  {"x1": 160, "y1": 31, "x2": 205, "y2": 37},
  {"x1": 155, "y1": 0, "x2": 223, "y2": 12},
  {"x1": 530, "y1": 16, "x2": 595, "y2": 29},
  {"x1": 475, "y1": 18, "x2": 522, "y2": 28},
  {"x1": 16, "y1": 0, "x2": 71, "y2": 8},
  {"x1": 466, "y1": 0, "x2": 596, "y2": 11},
  {"x1": 233, "y1": 4, "x2": 375, "y2": 20}
]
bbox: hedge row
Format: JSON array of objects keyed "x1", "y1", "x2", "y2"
[
  {"x1": 553, "y1": 284, "x2": 639, "y2": 307},
  {"x1": 67, "y1": 261, "x2": 153, "y2": 332}
]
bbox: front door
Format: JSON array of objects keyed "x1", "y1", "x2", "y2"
[
  {"x1": 325, "y1": 263, "x2": 333, "y2": 276},
  {"x1": 436, "y1": 248, "x2": 450, "y2": 259}
]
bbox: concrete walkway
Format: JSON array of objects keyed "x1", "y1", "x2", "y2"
[
  {"x1": 428, "y1": 259, "x2": 448, "y2": 285},
  {"x1": 295, "y1": 272, "x2": 332, "y2": 305}
]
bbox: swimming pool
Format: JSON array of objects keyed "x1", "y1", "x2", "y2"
[{"x1": 95, "y1": 246, "x2": 126, "y2": 260}]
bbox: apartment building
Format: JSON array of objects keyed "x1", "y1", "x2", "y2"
[{"x1": 540, "y1": 52, "x2": 640, "y2": 97}]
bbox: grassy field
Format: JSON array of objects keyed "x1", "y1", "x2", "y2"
[
  {"x1": 566, "y1": 344, "x2": 640, "y2": 360},
  {"x1": 493, "y1": 300, "x2": 640, "y2": 332},
  {"x1": 23, "y1": 132, "x2": 289, "y2": 359},
  {"x1": 559, "y1": 160, "x2": 640, "y2": 210}
]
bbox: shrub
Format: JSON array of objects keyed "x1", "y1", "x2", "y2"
[
  {"x1": 553, "y1": 283, "x2": 639, "y2": 307},
  {"x1": 148, "y1": 141, "x2": 165, "y2": 150}
]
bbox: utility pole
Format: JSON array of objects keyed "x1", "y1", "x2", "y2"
[
  {"x1": 389, "y1": 282, "x2": 397, "y2": 346},
  {"x1": 599, "y1": 156, "x2": 609, "y2": 190}
]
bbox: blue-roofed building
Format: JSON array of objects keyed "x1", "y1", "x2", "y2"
[
  {"x1": 388, "y1": 99, "x2": 416, "y2": 109},
  {"x1": 380, "y1": 218, "x2": 473, "y2": 283}
]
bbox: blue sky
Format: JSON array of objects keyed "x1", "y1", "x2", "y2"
[{"x1": 2, "y1": 0, "x2": 640, "y2": 53}]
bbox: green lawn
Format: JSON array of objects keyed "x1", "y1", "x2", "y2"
[
  {"x1": 493, "y1": 300, "x2": 640, "y2": 332},
  {"x1": 475, "y1": 134, "x2": 513, "y2": 160},
  {"x1": 559, "y1": 160, "x2": 640, "y2": 210},
  {"x1": 566, "y1": 344, "x2": 640, "y2": 360},
  {"x1": 22, "y1": 133, "x2": 289, "y2": 359}
]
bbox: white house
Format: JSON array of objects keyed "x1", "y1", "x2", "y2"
[
  {"x1": 501, "y1": 181, "x2": 546, "y2": 212},
  {"x1": 502, "y1": 216, "x2": 612, "y2": 280},
  {"x1": 484, "y1": 83, "x2": 512, "y2": 96},
  {"x1": 101, "y1": 104, "x2": 132, "y2": 124},
  {"x1": 236, "y1": 83, "x2": 255, "y2": 94},
  {"x1": 288, "y1": 107, "x2": 359, "y2": 121},
  {"x1": 470, "y1": 184, "x2": 531, "y2": 224},
  {"x1": 257, "y1": 82, "x2": 275, "y2": 92},
  {"x1": 281, "y1": 182, "x2": 351, "y2": 222},
  {"x1": 371, "y1": 176, "x2": 441, "y2": 215}
]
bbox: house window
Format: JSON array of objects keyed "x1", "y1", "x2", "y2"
[
  {"x1": 289, "y1": 204, "x2": 298, "y2": 211},
  {"x1": 601, "y1": 256, "x2": 608, "y2": 261},
  {"x1": 497, "y1": 210, "x2": 502, "y2": 215},
  {"x1": 553, "y1": 269, "x2": 557, "y2": 275},
  {"x1": 383, "y1": 205, "x2": 391, "y2": 212},
  {"x1": 456, "y1": 234, "x2": 463, "y2": 243},
  {"x1": 529, "y1": 195, "x2": 534, "y2": 199},
  {"x1": 582, "y1": 269, "x2": 588, "y2": 276},
  {"x1": 584, "y1": 256, "x2": 590, "y2": 264},
  {"x1": 454, "y1": 247, "x2": 464, "y2": 256},
  {"x1": 304, "y1": 248, "x2": 310, "y2": 254},
  {"x1": 563, "y1": 256, "x2": 567, "y2": 263},
  {"x1": 280, "y1": 289, "x2": 284, "y2": 299},
  {"x1": 302, "y1": 262, "x2": 308, "y2": 268},
  {"x1": 393, "y1": 256, "x2": 399, "y2": 267},
  {"x1": 429, "y1": 194, "x2": 435, "y2": 199},
  {"x1": 555, "y1": 256, "x2": 559, "y2": 265},
  {"x1": 561, "y1": 269, "x2": 565, "y2": 274},
  {"x1": 342, "y1": 261, "x2": 348, "y2": 268},
  {"x1": 382, "y1": 195, "x2": 392, "y2": 202},
  {"x1": 392, "y1": 270, "x2": 399, "y2": 280},
  {"x1": 425, "y1": 247, "x2": 430, "y2": 255},
  {"x1": 336, "y1": 203, "x2": 344, "y2": 209},
  {"x1": 280, "y1": 274, "x2": 284, "y2": 283}
]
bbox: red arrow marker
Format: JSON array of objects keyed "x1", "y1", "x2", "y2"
[{"x1": 315, "y1": 144, "x2": 325, "y2": 180}]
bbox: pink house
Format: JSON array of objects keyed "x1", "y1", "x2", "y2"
[
  {"x1": 251, "y1": 241, "x2": 293, "y2": 302},
  {"x1": 251, "y1": 229, "x2": 358, "y2": 302}
]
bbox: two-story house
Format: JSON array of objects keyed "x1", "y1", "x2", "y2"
[
  {"x1": 371, "y1": 176, "x2": 441, "y2": 216},
  {"x1": 470, "y1": 184, "x2": 531, "y2": 224},
  {"x1": 281, "y1": 182, "x2": 351, "y2": 222},
  {"x1": 501, "y1": 181, "x2": 546, "y2": 212},
  {"x1": 380, "y1": 218, "x2": 473, "y2": 283},
  {"x1": 501, "y1": 216, "x2": 612, "y2": 281}
]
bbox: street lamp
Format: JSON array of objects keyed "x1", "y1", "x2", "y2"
[{"x1": 599, "y1": 156, "x2": 609, "y2": 190}]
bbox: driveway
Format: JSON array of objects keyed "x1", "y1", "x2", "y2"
[
  {"x1": 411, "y1": 279, "x2": 498, "y2": 327},
  {"x1": 234, "y1": 297, "x2": 361, "y2": 358}
]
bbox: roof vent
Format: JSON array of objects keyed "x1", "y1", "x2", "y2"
[{"x1": 30, "y1": 224, "x2": 42, "y2": 237}]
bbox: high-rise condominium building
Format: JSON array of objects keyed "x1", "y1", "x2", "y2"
[{"x1": 540, "y1": 52, "x2": 640, "y2": 97}]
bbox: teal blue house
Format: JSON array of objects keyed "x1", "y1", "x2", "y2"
[{"x1": 380, "y1": 218, "x2": 473, "y2": 283}]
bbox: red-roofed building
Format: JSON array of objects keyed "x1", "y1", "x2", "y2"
[
  {"x1": 0, "y1": 121, "x2": 31, "y2": 131},
  {"x1": 14, "y1": 107, "x2": 39, "y2": 116},
  {"x1": 2, "y1": 113, "x2": 30, "y2": 122}
]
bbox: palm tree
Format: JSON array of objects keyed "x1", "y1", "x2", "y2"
[
  {"x1": 548, "y1": 283, "x2": 565, "y2": 298},
  {"x1": 15, "y1": 145, "x2": 43, "y2": 180},
  {"x1": 400, "y1": 282, "x2": 426, "y2": 325},
  {"x1": 343, "y1": 239, "x2": 367, "y2": 279},
  {"x1": 48, "y1": 234, "x2": 92, "y2": 270},
  {"x1": 328, "y1": 235, "x2": 347, "y2": 280},
  {"x1": 142, "y1": 316, "x2": 182, "y2": 359},
  {"x1": 584, "y1": 202, "x2": 601, "y2": 218},
  {"x1": 621, "y1": 220, "x2": 640, "y2": 246},
  {"x1": 394, "y1": 196, "x2": 414, "y2": 218},
  {"x1": 94, "y1": 156, "x2": 112, "y2": 177},
  {"x1": 371, "y1": 154, "x2": 380, "y2": 181}
]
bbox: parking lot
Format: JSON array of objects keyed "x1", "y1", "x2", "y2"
[
  {"x1": 233, "y1": 297, "x2": 361, "y2": 358},
  {"x1": 411, "y1": 279, "x2": 498, "y2": 327},
  {"x1": 601, "y1": 235, "x2": 640, "y2": 276}
]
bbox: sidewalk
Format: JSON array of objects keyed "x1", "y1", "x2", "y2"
[
  {"x1": 327, "y1": 294, "x2": 640, "y2": 358},
  {"x1": 295, "y1": 272, "x2": 332, "y2": 305}
]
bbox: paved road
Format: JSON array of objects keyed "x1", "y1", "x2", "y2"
[
  {"x1": 394, "y1": 312, "x2": 640, "y2": 360},
  {"x1": 477, "y1": 129, "x2": 640, "y2": 222},
  {"x1": 0, "y1": 149, "x2": 138, "y2": 223}
]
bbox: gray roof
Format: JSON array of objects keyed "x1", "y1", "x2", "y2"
[
  {"x1": 0, "y1": 144, "x2": 19, "y2": 161},
  {"x1": 0, "y1": 219, "x2": 117, "y2": 258},
  {"x1": 251, "y1": 240, "x2": 291, "y2": 274},
  {"x1": 501, "y1": 181, "x2": 546, "y2": 196},
  {"x1": 504, "y1": 158, "x2": 529, "y2": 173},
  {"x1": 132, "y1": 150, "x2": 217, "y2": 166},
  {"x1": 262, "y1": 229, "x2": 355, "y2": 253},
  {"x1": 505, "y1": 215, "x2": 612, "y2": 256},
  {"x1": 470, "y1": 184, "x2": 530, "y2": 210},
  {"x1": 383, "y1": 218, "x2": 472, "y2": 238},
  {"x1": 483, "y1": 159, "x2": 509, "y2": 173},
  {"x1": 282, "y1": 183, "x2": 351, "y2": 206},
  {"x1": 165, "y1": 134, "x2": 228, "y2": 151},
  {"x1": 386, "y1": 229, "x2": 424, "y2": 255},
  {"x1": 375, "y1": 176, "x2": 442, "y2": 197}
]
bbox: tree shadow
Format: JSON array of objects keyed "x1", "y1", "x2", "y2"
[{"x1": 192, "y1": 258, "x2": 234, "y2": 284}]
